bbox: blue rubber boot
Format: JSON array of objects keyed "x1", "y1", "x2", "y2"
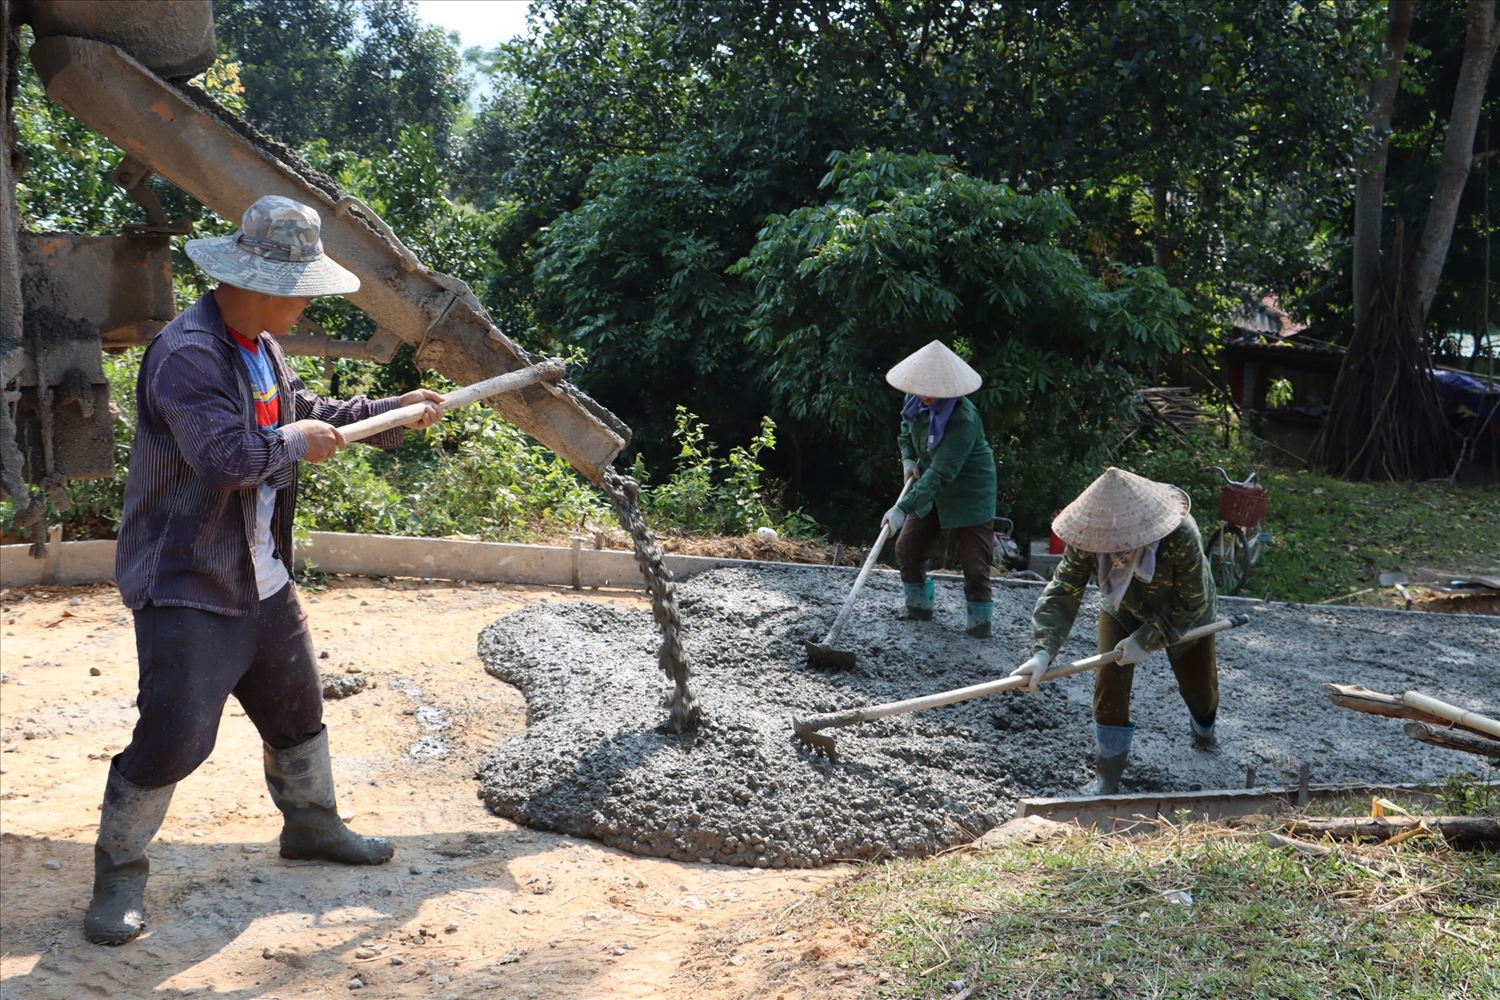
[
  {"x1": 965, "y1": 600, "x2": 994, "y2": 639},
  {"x1": 1190, "y1": 713, "x2": 1218, "y2": 750},
  {"x1": 903, "y1": 579, "x2": 935, "y2": 620},
  {"x1": 1087, "y1": 722, "x2": 1135, "y2": 795}
]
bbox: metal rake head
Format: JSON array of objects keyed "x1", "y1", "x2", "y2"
[{"x1": 792, "y1": 717, "x2": 839, "y2": 760}]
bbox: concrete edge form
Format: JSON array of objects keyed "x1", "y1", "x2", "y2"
[
  {"x1": 0, "y1": 532, "x2": 1490, "y2": 623},
  {"x1": 1013, "y1": 780, "x2": 1500, "y2": 830},
  {"x1": 0, "y1": 538, "x2": 116, "y2": 587}
]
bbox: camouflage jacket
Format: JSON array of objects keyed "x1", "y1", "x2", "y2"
[{"x1": 1030, "y1": 516, "x2": 1217, "y2": 657}]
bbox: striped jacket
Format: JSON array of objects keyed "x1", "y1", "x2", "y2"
[{"x1": 115, "y1": 293, "x2": 404, "y2": 616}]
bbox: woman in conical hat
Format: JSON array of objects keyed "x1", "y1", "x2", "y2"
[
  {"x1": 1009, "y1": 468, "x2": 1219, "y2": 794},
  {"x1": 883, "y1": 341, "x2": 998, "y2": 637}
]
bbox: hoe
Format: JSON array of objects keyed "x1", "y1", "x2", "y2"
[{"x1": 794, "y1": 615, "x2": 1250, "y2": 759}]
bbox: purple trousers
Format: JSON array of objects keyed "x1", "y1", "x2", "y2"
[{"x1": 115, "y1": 583, "x2": 322, "y2": 788}]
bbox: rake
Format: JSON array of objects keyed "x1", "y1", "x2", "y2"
[{"x1": 793, "y1": 615, "x2": 1250, "y2": 759}]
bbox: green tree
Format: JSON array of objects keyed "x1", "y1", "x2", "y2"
[
  {"x1": 215, "y1": 0, "x2": 470, "y2": 161},
  {"x1": 734, "y1": 150, "x2": 1190, "y2": 532}
]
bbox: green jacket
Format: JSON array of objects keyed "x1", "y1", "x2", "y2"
[
  {"x1": 896, "y1": 396, "x2": 997, "y2": 529},
  {"x1": 1030, "y1": 516, "x2": 1217, "y2": 657}
]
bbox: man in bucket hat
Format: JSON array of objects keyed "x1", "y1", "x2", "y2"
[
  {"x1": 1009, "y1": 468, "x2": 1219, "y2": 794},
  {"x1": 883, "y1": 341, "x2": 999, "y2": 637},
  {"x1": 90, "y1": 196, "x2": 444, "y2": 945}
]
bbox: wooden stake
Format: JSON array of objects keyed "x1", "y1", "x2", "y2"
[
  {"x1": 1404, "y1": 721, "x2": 1500, "y2": 758},
  {"x1": 1283, "y1": 815, "x2": 1497, "y2": 845}
]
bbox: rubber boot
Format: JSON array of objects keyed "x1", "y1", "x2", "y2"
[
  {"x1": 265, "y1": 727, "x2": 394, "y2": 865},
  {"x1": 965, "y1": 600, "x2": 994, "y2": 639},
  {"x1": 1085, "y1": 722, "x2": 1134, "y2": 796},
  {"x1": 85, "y1": 763, "x2": 175, "y2": 945},
  {"x1": 1190, "y1": 714, "x2": 1218, "y2": 750},
  {"x1": 903, "y1": 579, "x2": 935, "y2": 621}
]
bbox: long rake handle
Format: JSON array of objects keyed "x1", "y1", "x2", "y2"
[
  {"x1": 818, "y1": 474, "x2": 918, "y2": 648},
  {"x1": 798, "y1": 615, "x2": 1248, "y2": 733},
  {"x1": 337, "y1": 361, "x2": 566, "y2": 444}
]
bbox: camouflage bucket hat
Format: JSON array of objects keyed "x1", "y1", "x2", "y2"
[{"x1": 185, "y1": 195, "x2": 360, "y2": 297}]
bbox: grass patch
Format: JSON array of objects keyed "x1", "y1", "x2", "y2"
[
  {"x1": 844, "y1": 821, "x2": 1499, "y2": 999},
  {"x1": 1246, "y1": 470, "x2": 1499, "y2": 607},
  {"x1": 1123, "y1": 425, "x2": 1500, "y2": 606}
]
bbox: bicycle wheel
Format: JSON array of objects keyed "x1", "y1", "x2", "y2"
[{"x1": 1209, "y1": 524, "x2": 1248, "y2": 595}]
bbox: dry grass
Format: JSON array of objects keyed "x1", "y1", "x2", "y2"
[{"x1": 839, "y1": 815, "x2": 1499, "y2": 999}]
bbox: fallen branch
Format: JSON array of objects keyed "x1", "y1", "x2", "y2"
[
  {"x1": 1282, "y1": 816, "x2": 1498, "y2": 845},
  {"x1": 1320, "y1": 684, "x2": 1488, "y2": 735},
  {"x1": 1404, "y1": 722, "x2": 1500, "y2": 759}
]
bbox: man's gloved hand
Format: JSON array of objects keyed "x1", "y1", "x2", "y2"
[
  {"x1": 399, "y1": 388, "x2": 445, "y2": 430},
  {"x1": 1113, "y1": 635, "x2": 1148, "y2": 666},
  {"x1": 883, "y1": 505, "x2": 907, "y2": 534},
  {"x1": 1009, "y1": 650, "x2": 1052, "y2": 693},
  {"x1": 902, "y1": 459, "x2": 920, "y2": 482}
]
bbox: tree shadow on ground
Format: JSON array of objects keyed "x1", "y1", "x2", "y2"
[{"x1": 0, "y1": 829, "x2": 552, "y2": 999}]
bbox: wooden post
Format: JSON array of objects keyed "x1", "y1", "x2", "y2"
[
  {"x1": 1405, "y1": 722, "x2": 1500, "y2": 759},
  {"x1": 41, "y1": 524, "x2": 62, "y2": 585}
]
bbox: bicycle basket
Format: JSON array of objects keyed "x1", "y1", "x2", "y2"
[{"x1": 1219, "y1": 483, "x2": 1269, "y2": 528}]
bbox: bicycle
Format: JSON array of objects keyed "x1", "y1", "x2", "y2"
[{"x1": 1199, "y1": 466, "x2": 1270, "y2": 595}]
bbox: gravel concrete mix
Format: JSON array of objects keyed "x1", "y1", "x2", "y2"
[{"x1": 475, "y1": 566, "x2": 1499, "y2": 868}]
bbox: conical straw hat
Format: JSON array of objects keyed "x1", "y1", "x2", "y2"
[
  {"x1": 886, "y1": 341, "x2": 982, "y2": 398},
  {"x1": 1052, "y1": 467, "x2": 1190, "y2": 553}
]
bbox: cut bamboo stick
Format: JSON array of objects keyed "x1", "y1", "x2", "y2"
[
  {"x1": 1404, "y1": 722, "x2": 1500, "y2": 759},
  {"x1": 1402, "y1": 692, "x2": 1500, "y2": 740},
  {"x1": 1321, "y1": 683, "x2": 1499, "y2": 738}
]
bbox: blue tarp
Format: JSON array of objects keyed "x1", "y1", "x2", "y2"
[{"x1": 1431, "y1": 369, "x2": 1500, "y2": 426}]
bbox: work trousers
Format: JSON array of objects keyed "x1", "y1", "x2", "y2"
[
  {"x1": 895, "y1": 510, "x2": 993, "y2": 603},
  {"x1": 115, "y1": 583, "x2": 323, "y2": 789},
  {"x1": 1093, "y1": 612, "x2": 1217, "y2": 729}
]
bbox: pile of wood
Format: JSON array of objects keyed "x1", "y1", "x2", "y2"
[
  {"x1": 1323, "y1": 683, "x2": 1500, "y2": 759},
  {"x1": 1135, "y1": 386, "x2": 1211, "y2": 438}
]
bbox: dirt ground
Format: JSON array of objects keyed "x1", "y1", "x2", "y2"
[{"x1": 0, "y1": 578, "x2": 877, "y2": 1000}]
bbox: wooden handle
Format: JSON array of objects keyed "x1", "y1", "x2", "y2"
[
  {"x1": 1402, "y1": 691, "x2": 1500, "y2": 739},
  {"x1": 336, "y1": 361, "x2": 565, "y2": 444},
  {"x1": 818, "y1": 474, "x2": 920, "y2": 647},
  {"x1": 798, "y1": 615, "x2": 1249, "y2": 732}
]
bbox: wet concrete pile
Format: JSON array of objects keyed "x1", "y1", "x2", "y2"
[{"x1": 475, "y1": 565, "x2": 1500, "y2": 868}]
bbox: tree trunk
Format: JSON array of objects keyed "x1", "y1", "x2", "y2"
[
  {"x1": 1409, "y1": 0, "x2": 1500, "y2": 325},
  {"x1": 1312, "y1": 230, "x2": 1456, "y2": 479},
  {"x1": 1316, "y1": 2, "x2": 1498, "y2": 481},
  {"x1": 1352, "y1": 0, "x2": 1413, "y2": 330}
]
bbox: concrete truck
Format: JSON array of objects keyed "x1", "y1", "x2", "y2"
[{"x1": 0, "y1": 0, "x2": 630, "y2": 546}]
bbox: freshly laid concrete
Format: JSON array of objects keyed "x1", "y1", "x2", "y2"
[{"x1": 475, "y1": 565, "x2": 1500, "y2": 868}]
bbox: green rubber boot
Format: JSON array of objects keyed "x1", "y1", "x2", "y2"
[
  {"x1": 965, "y1": 600, "x2": 994, "y2": 639},
  {"x1": 903, "y1": 579, "x2": 935, "y2": 621}
]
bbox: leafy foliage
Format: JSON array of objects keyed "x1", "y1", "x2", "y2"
[
  {"x1": 633, "y1": 408, "x2": 812, "y2": 537},
  {"x1": 735, "y1": 150, "x2": 1189, "y2": 532},
  {"x1": 215, "y1": 0, "x2": 470, "y2": 161}
]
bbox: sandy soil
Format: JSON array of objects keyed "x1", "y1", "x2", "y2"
[{"x1": 0, "y1": 579, "x2": 876, "y2": 1000}]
